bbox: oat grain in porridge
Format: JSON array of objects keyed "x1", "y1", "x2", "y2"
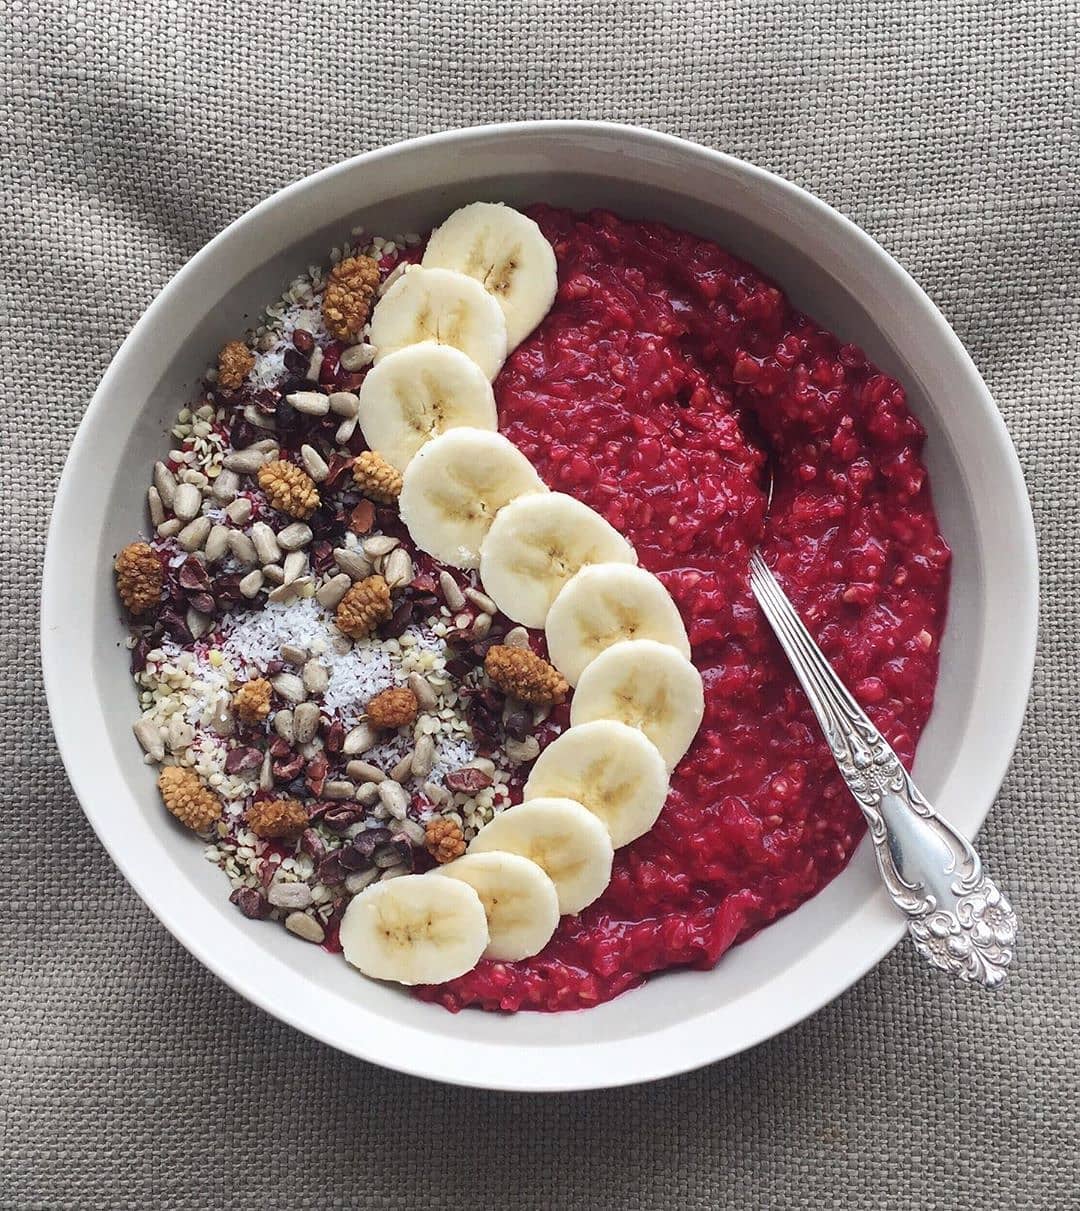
[{"x1": 115, "y1": 202, "x2": 949, "y2": 1013}]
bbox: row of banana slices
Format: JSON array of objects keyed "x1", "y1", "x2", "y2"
[{"x1": 335, "y1": 204, "x2": 704, "y2": 986}]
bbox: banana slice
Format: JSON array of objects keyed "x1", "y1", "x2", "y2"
[
  {"x1": 545, "y1": 562, "x2": 691, "y2": 686},
  {"x1": 479, "y1": 493, "x2": 637, "y2": 629},
  {"x1": 369, "y1": 266, "x2": 508, "y2": 381},
  {"x1": 523, "y1": 720, "x2": 669, "y2": 848},
  {"x1": 339, "y1": 873, "x2": 488, "y2": 986},
  {"x1": 435, "y1": 851, "x2": 560, "y2": 961},
  {"x1": 356, "y1": 345, "x2": 497, "y2": 471},
  {"x1": 398, "y1": 428, "x2": 547, "y2": 568},
  {"x1": 469, "y1": 797, "x2": 614, "y2": 916},
  {"x1": 569, "y1": 639, "x2": 704, "y2": 771},
  {"x1": 422, "y1": 202, "x2": 558, "y2": 349}
]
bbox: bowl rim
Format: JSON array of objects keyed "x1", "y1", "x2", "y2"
[{"x1": 42, "y1": 120, "x2": 1038, "y2": 1090}]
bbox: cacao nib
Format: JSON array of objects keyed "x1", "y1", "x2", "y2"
[
  {"x1": 272, "y1": 752, "x2": 305, "y2": 781},
  {"x1": 339, "y1": 843, "x2": 372, "y2": 873},
  {"x1": 318, "y1": 342, "x2": 341, "y2": 386},
  {"x1": 410, "y1": 572, "x2": 437, "y2": 594},
  {"x1": 373, "y1": 838, "x2": 413, "y2": 869},
  {"x1": 251, "y1": 388, "x2": 280, "y2": 416},
  {"x1": 130, "y1": 636, "x2": 152, "y2": 674},
  {"x1": 379, "y1": 600, "x2": 413, "y2": 639},
  {"x1": 292, "y1": 328, "x2": 315, "y2": 355},
  {"x1": 265, "y1": 659, "x2": 285, "y2": 675},
  {"x1": 230, "y1": 887, "x2": 270, "y2": 920},
  {"x1": 299, "y1": 828, "x2": 327, "y2": 863},
  {"x1": 268, "y1": 736, "x2": 292, "y2": 759},
  {"x1": 323, "y1": 719, "x2": 345, "y2": 754},
  {"x1": 348, "y1": 499, "x2": 375, "y2": 534},
  {"x1": 283, "y1": 346, "x2": 310, "y2": 375},
  {"x1": 159, "y1": 608, "x2": 192, "y2": 644},
  {"x1": 178, "y1": 557, "x2": 212, "y2": 591},
  {"x1": 322, "y1": 453, "x2": 355, "y2": 489},
  {"x1": 229, "y1": 416, "x2": 256, "y2": 449},
  {"x1": 213, "y1": 573, "x2": 244, "y2": 603},
  {"x1": 504, "y1": 711, "x2": 531, "y2": 742},
  {"x1": 322, "y1": 805, "x2": 362, "y2": 834},
  {"x1": 346, "y1": 426, "x2": 368, "y2": 454},
  {"x1": 305, "y1": 753, "x2": 328, "y2": 797},
  {"x1": 310, "y1": 540, "x2": 335, "y2": 576},
  {"x1": 187, "y1": 591, "x2": 216, "y2": 616},
  {"x1": 224, "y1": 745, "x2": 263, "y2": 773},
  {"x1": 316, "y1": 853, "x2": 346, "y2": 886},
  {"x1": 445, "y1": 767, "x2": 494, "y2": 794}
]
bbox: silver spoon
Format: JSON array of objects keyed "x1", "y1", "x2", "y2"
[{"x1": 749, "y1": 477, "x2": 1017, "y2": 987}]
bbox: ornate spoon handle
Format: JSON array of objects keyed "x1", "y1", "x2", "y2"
[{"x1": 749, "y1": 552, "x2": 1016, "y2": 988}]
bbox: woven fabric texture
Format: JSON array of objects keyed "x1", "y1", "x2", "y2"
[{"x1": 2, "y1": 1, "x2": 1078, "y2": 1207}]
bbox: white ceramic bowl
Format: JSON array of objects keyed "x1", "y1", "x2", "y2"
[{"x1": 42, "y1": 122, "x2": 1037, "y2": 1091}]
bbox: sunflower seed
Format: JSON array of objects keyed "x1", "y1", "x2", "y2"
[
  {"x1": 305, "y1": 346, "x2": 324, "y2": 382},
  {"x1": 262, "y1": 563, "x2": 285, "y2": 585},
  {"x1": 177, "y1": 516, "x2": 211, "y2": 552},
  {"x1": 292, "y1": 701, "x2": 320, "y2": 743},
  {"x1": 344, "y1": 868, "x2": 380, "y2": 895},
  {"x1": 223, "y1": 447, "x2": 267, "y2": 474},
  {"x1": 315, "y1": 572, "x2": 351, "y2": 609},
  {"x1": 210, "y1": 694, "x2": 234, "y2": 737},
  {"x1": 271, "y1": 673, "x2": 307, "y2": 706},
  {"x1": 504, "y1": 735, "x2": 540, "y2": 764},
  {"x1": 407, "y1": 672, "x2": 438, "y2": 711},
  {"x1": 286, "y1": 390, "x2": 330, "y2": 416},
  {"x1": 147, "y1": 486, "x2": 165, "y2": 526},
  {"x1": 469, "y1": 612, "x2": 492, "y2": 640},
  {"x1": 465, "y1": 587, "x2": 497, "y2": 614},
  {"x1": 328, "y1": 390, "x2": 361, "y2": 417},
  {"x1": 153, "y1": 461, "x2": 177, "y2": 508},
  {"x1": 504, "y1": 626, "x2": 530, "y2": 649},
  {"x1": 411, "y1": 734, "x2": 435, "y2": 778},
  {"x1": 377, "y1": 780, "x2": 409, "y2": 820},
  {"x1": 205, "y1": 524, "x2": 230, "y2": 563},
  {"x1": 340, "y1": 344, "x2": 376, "y2": 372},
  {"x1": 284, "y1": 912, "x2": 324, "y2": 943},
  {"x1": 355, "y1": 782, "x2": 380, "y2": 806},
  {"x1": 335, "y1": 416, "x2": 357, "y2": 445},
  {"x1": 346, "y1": 760, "x2": 385, "y2": 783},
  {"x1": 186, "y1": 608, "x2": 211, "y2": 640},
  {"x1": 333, "y1": 548, "x2": 372, "y2": 580},
  {"x1": 267, "y1": 581, "x2": 298, "y2": 604},
  {"x1": 422, "y1": 781, "x2": 449, "y2": 806},
  {"x1": 213, "y1": 468, "x2": 241, "y2": 504},
  {"x1": 383, "y1": 547, "x2": 414, "y2": 589},
  {"x1": 343, "y1": 723, "x2": 377, "y2": 757},
  {"x1": 224, "y1": 531, "x2": 255, "y2": 565},
  {"x1": 302, "y1": 659, "x2": 329, "y2": 696},
  {"x1": 250, "y1": 522, "x2": 281, "y2": 563},
  {"x1": 133, "y1": 719, "x2": 164, "y2": 762},
  {"x1": 393, "y1": 817, "x2": 427, "y2": 847},
  {"x1": 379, "y1": 865, "x2": 408, "y2": 882},
  {"x1": 324, "y1": 780, "x2": 357, "y2": 801},
  {"x1": 243, "y1": 404, "x2": 277, "y2": 430},
  {"x1": 283, "y1": 551, "x2": 308, "y2": 584},
  {"x1": 272, "y1": 709, "x2": 294, "y2": 741},
  {"x1": 439, "y1": 571, "x2": 466, "y2": 611},
  {"x1": 390, "y1": 753, "x2": 414, "y2": 783},
  {"x1": 363, "y1": 535, "x2": 399, "y2": 558},
  {"x1": 280, "y1": 643, "x2": 307, "y2": 666},
  {"x1": 156, "y1": 519, "x2": 182, "y2": 539},
  {"x1": 239, "y1": 569, "x2": 264, "y2": 598},
  {"x1": 252, "y1": 438, "x2": 280, "y2": 454},
  {"x1": 259, "y1": 751, "x2": 274, "y2": 791},
  {"x1": 269, "y1": 882, "x2": 312, "y2": 909},
  {"x1": 296, "y1": 445, "x2": 327, "y2": 483},
  {"x1": 224, "y1": 500, "x2": 250, "y2": 528},
  {"x1": 171, "y1": 482, "x2": 201, "y2": 521}
]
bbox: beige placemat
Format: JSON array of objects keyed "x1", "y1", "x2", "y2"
[{"x1": 3, "y1": 1, "x2": 1078, "y2": 1207}]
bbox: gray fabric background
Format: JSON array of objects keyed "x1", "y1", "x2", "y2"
[{"x1": 3, "y1": 1, "x2": 1078, "y2": 1207}]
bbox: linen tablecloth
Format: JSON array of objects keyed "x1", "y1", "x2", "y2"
[{"x1": 3, "y1": 1, "x2": 1077, "y2": 1207}]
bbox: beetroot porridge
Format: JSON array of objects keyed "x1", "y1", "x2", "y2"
[{"x1": 114, "y1": 202, "x2": 948, "y2": 1014}]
